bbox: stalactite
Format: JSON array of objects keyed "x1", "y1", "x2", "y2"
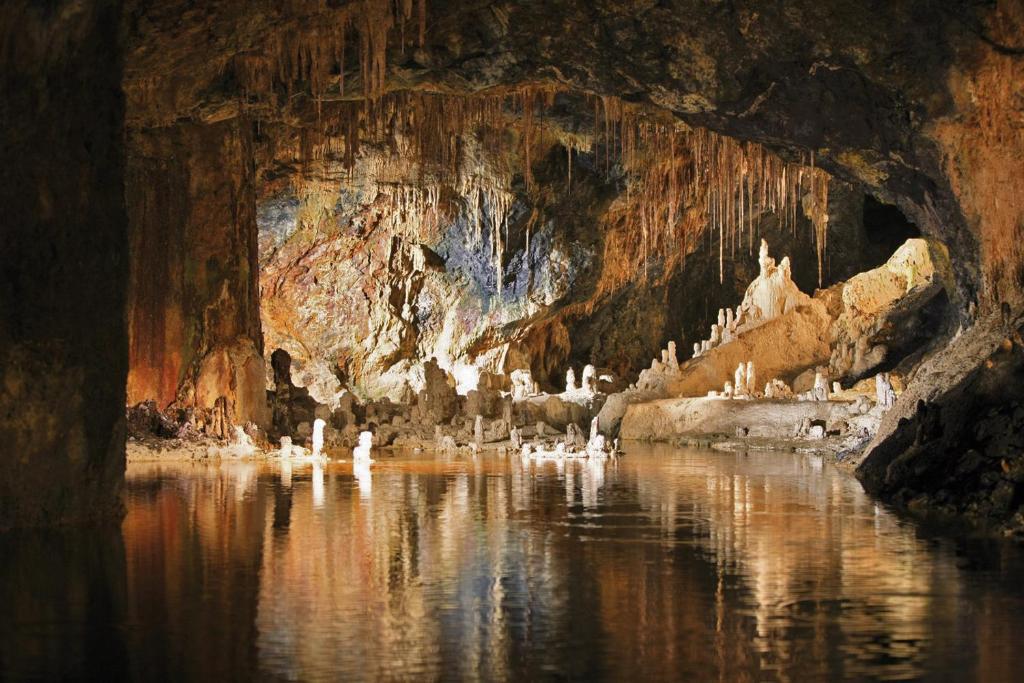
[{"x1": 589, "y1": 94, "x2": 832, "y2": 286}]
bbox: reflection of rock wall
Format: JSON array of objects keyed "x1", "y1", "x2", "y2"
[
  {"x1": 112, "y1": 451, "x2": 1020, "y2": 681},
  {"x1": 127, "y1": 120, "x2": 268, "y2": 427}
]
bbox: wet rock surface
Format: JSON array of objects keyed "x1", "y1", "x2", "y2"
[{"x1": 857, "y1": 318, "x2": 1024, "y2": 537}]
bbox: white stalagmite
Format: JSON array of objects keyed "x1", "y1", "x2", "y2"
[
  {"x1": 353, "y1": 431, "x2": 374, "y2": 464},
  {"x1": 566, "y1": 367, "x2": 577, "y2": 392},
  {"x1": 745, "y1": 362, "x2": 756, "y2": 397},
  {"x1": 312, "y1": 418, "x2": 326, "y2": 459},
  {"x1": 739, "y1": 240, "x2": 809, "y2": 323},
  {"x1": 875, "y1": 372, "x2": 897, "y2": 409},
  {"x1": 734, "y1": 362, "x2": 747, "y2": 398},
  {"x1": 812, "y1": 371, "x2": 829, "y2": 401}
]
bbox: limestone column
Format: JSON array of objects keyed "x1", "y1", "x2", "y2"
[{"x1": 0, "y1": 0, "x2": 128, "y2": 528}]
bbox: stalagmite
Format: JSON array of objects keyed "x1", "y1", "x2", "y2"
[
  {"x1": 474, "y1": 415, "x2": 484, "y2": 446},
  {"x1": 875, "y1": 372, "x2": 897, "y2": 409},
  {"x1": 566, "y1": 367, "x2": 577, "y2": 392},
  {"x1": 718, "y1": 308, "x2": 726, "y2": 327},
  {"x1": 582, "y1": 364, "x2": 597, "y2": 394},
  {"x1": 745, "y1": 362, "x2": 756, "y2": 397},
  {"x1": 812, "y1": 371, "x2": 829, "y2": 402},
  {"x1": 764, "y1": 378, "x2": 792, "y2": 399},
  {"x1": 280, "y1": 436, "x2": 293, "y2": 459},
  {"x1": 353, "y1": 431, "x2": 375, "y2": 464},
  {"x1": 510, "y1": 425, "x2": 522, "y2": 449},
  {"x1": 693, "y1": 342, "x2": 701, "y2": 358},
  {"x1": 739, "y1": 241, "x2": 809, "y2": 323},
  {"x1": 667, "y1": 341, "x2": 678, "y2": 370},
  {"x1": 734, "y1": 362, "x2": 747, "y2": 398},
  {"x1": 312, "y1": 418, "x2": 326, "y2": 459}
]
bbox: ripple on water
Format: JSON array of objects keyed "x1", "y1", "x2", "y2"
[{"x1": 1, "y1": 444, "x2": 1022, "y2": 680}]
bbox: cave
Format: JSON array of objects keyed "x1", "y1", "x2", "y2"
[{"x1": 3, "y1": 0, "x2": 1024, "y2": 678}]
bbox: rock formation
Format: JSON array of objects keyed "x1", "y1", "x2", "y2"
[{"x1": 5, "y1": 0, "x2": 1024, "y2": 538}]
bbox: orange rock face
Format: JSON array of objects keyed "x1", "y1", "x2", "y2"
[{"x1": 126, "y1": 119, "x2": 266, "y2": 426}]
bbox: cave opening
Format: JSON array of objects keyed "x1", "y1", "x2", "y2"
[
  {"x1": 3, "y1": 0, "x2": 1024, "y2": 678},
  {"x1": 862, "y1": 196, "x2": 922, "y2": 258}
]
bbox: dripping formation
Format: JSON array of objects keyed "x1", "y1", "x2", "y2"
[{"x1": 261, "y1": 86, "x2": 833, "y2": 302}]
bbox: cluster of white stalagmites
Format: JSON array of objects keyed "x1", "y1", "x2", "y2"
[
  {"x1": 563, "y1": 364, "x2": 600, "y2": 395},
  {"x1": 694, "y1": 306, "x2": 743, "y2": 358},
  {"x1": 510, "y1": 368, "x2": 540, "y2": 400},
  {"x1": 635, "y1": 341, "x2": 680, "y2": 392},
  {"x1": 763, "y1": 378, "x2": 793, "y2": 399},
  {"x1": 706, "y1": 360, "x2": 759, "y2": 399},
  {"x1": 692, "y1": 240, "x2": 809, "y2": 359},
  {"x1": 519, "y1": 416, "x2": 619, "y2": 461},
  {"x1": 279, "y1": 435, "x2": 311, "y2": 459}
]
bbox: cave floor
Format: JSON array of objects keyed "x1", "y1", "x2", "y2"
[{"x1": 3, "y1": 445, "x2": 1023, "y2": 680}]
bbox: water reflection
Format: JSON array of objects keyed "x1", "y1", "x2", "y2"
[{"x1": 1, "y1": 445, "x2": 1022, "y2": 680}]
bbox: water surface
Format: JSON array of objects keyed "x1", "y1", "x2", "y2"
[{"x1": 1, "y1": 445, "x2": 1022, "y2": 681}]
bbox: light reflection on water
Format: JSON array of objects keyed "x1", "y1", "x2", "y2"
[{"x1": 2, "y1": 444, "x2": 1023, "y2": 681}]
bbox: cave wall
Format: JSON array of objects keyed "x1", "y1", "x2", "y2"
[
  {"x1": 126, "y1": 120, "x2": 269, "y2": 428},
  {"x1": 123, "y1": 0, "x2": 1023, "y2": 317},
  {"x1": 257, "y1": 117, "x2": 878, "y2": 400},
  {"x1": 0, "y1": 1, "x2": 127, "y2": 528},
  {"x1": 257, "y1": 135, "x2": 612, "y2": 401},
  {"x1": 857, "y1": 315, "x2": 1024, "y2": 534}
]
